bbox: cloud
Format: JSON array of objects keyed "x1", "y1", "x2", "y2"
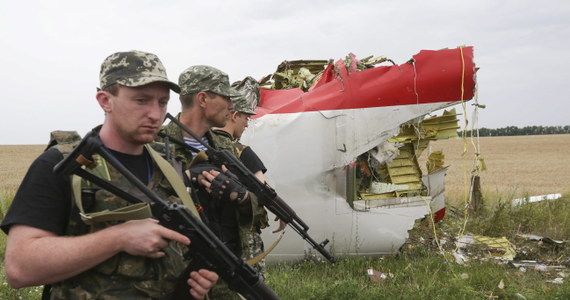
[{"x1": 1, "y1": 0, "x2": 569, "y2": 144}]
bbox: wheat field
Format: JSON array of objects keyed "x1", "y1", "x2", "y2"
[
  {"x1": 419, "y1": 134, "x2": 570, "y2": 205},
  {"x1": 1, "y1": 134, "x2": 569, "y2": 203},
  {"x1": 0, "y1": 145, "x2": 45, "y2": 196}
]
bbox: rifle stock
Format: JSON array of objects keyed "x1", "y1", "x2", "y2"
[
  {"x1": 165, "y1": 113, "x2": 336, "y2": 263},
  {"x1": 53, "y1": 130, "x2": 279, "y2": 300}
]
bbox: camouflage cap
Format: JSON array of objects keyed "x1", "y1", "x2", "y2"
[
  {"x1": 178, "y1": 65, "x2": 239, "y2": 97},
  {"x1": 230, "y1": 76, "x2": 260, "y2": 115},
  {"x1": 231, "y1": 92, "x2": 256, "y2": 115},
  {"x1": 99, "y1": 50, "x2": 180, "y2": 93}
]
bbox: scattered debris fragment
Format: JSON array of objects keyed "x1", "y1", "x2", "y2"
[
  {"x1": 452, "y1": 251, "x2": 470, "y2": 265},
  {"x1": 546, "y1": 277, "x2": 564, "y2": 284},
  {"x1": 455, "y1": 234, "x2": 516, "y2": 261},
  {"x1": 366, "y1": 268, "x2": 394, "y2": 282},
  {"x1": 497, "y1": 279, "x2": 505, "y2": 289},
  {"x1": 509, "y1": 260, "x2": 566, "y2": 272},
  {"x1": 512, "y1": 193, "x2": 562, "y2": 206},
  {"x1": 516, "y1": 234, "x2": 565, "y2": 246},
  {"x1": 450, "y1": 232, "x2": 570, "y2": 283}
]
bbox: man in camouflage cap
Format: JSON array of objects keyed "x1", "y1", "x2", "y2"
[
  {"x1": 210, "y1": 78, "x2": 288, "y2": 281},
  {"x1": 215, "y1": 91, "x2": 256, "y2": 140},
  {"x1": 156, "y1": 66, "x2": 269, "y2": 299},
  {"x1": 2, "y1": 50, "x2": 218, "y2": 299},
  {"x1": 158, "y1": 65, "x2": 239, "y2": 151}
]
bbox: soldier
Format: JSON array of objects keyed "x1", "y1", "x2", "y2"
[
  {"x1": 156, "y1": 65, "x2": 269, "y2": 299},
  {"x1": 210, "y1": 81, "x2": 288, "y2": 278},
  {"x1": 1, "y1": 51, "x2": 218, "y2": 299},
  {"x1": 211, "y1": 82, "x2": 266, "y2": 180}
]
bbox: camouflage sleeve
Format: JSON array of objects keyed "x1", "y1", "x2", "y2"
[{"x1": 237, "y1": 193, "x2": 269, "y2": 232}]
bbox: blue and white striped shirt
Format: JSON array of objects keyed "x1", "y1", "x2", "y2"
[{"x1": 183, "y1": 136, "x2": 210, "y2": 155}]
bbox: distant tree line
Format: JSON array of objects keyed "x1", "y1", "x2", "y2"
[{"x1": 459, "y1": 125, "x2": 570, "y2": 137}]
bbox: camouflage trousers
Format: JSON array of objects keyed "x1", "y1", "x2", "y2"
[
  {"x1": 209, "y1": 231, "x2": 266, "y2": 299},
  {"x1": 241, "y1": 230, "x2": 266, "y2": 280}
]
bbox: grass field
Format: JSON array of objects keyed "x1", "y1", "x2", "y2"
[
  {"x1": 1, "y1": 134, "x2": 569, "y2": 299},
  {"x1": 0, "y1": 144, "x2": 44, "y2": 197},
  {"x1": 2, "y1": 134, "x2": 569, "y2": 200},
  {"x1": 420, "y1": 134, "x2": 570, "y2": 205}
]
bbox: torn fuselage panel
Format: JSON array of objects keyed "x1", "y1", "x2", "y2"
[
  {"x1": 242, "y1": 48, "x2": 476, "y2": 261},
  {"x1": 349, "y1": 109, "x2": 460, "y2": 220}
]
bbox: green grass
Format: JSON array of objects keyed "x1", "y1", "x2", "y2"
[
  {"x1": 0, "y1": 190, "x2": 15, "y2": 221},
  {"x1": 470, "y1": 195, "x2": 570, "y2": 240},
  {"x1": 2, "y1": 193, "x2": 570, "y2": 299},
  {"x1": 266, "y1": 195, "x2": 570, "y2": 299},
  {"x1": 0, "y1": 234, "x2": 44, "y2": 299},
  {"x1": 266, "y1": 245, "x2": 570, "y2": 299}
]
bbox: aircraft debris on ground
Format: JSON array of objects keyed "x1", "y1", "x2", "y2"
[
  {"x1": 512, "y1": 193, "x2": 563, "y2": 206},
  {"x1": 240, "y1": 46, "x2": 478, "y2": 262}
]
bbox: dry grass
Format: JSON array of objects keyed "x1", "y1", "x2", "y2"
[
  {"x1": 1, "y1": 134, "x2": 569, "y2": 206},
  {"x1": 419, "y1": 134, "x2": 570, "y2": 206},
  {"x1": 0, "y1": 145, "x2": 45, "y2": 196},
  {"x1": 1, "y1": 136, "x2": 570, "y2": 299}
]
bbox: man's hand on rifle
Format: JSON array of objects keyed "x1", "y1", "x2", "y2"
[
  {"x1": 193, "y1": 165, "x2": 250, "y2": 206},
  {"x1": 114, "y1": 219, "x2": 219, "y2": 298},
  {"x1": 187, "y1": 269, "x2": 219, "y2": 300},
  {"x1": 114, "y1": 218, "x2": 190, "y2": 258},
  {"x1": 273, "y1": 217, "x2": 287, "y2": 233}
]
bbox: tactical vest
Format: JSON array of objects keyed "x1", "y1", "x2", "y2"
[
  {"x1": 209, "y1": 129, "x2": 247, "y2": 158},
  {"x1": 46, "y1": 130, "x2": 192, "y2": 300},
  {"x1": 208, "y1": 129, "x2": 269, "y2": 231},
  {"x1": 157, "y1": 121, "x2": 271, "y2": 274},
  {"x1": 157, "y1": 127, "x2": 244, "y2": 255},
  {"x1": 208, "y1": 130, "x2": 270, "y2": 277}
]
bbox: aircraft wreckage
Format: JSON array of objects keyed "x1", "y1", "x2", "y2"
[{"x1": 239, "y1": 46, "x2": 477, "y2": 262}]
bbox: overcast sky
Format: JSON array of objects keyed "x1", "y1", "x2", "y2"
[{"x1": 1, "y1": 0, "x2": 569, "y2": 144}]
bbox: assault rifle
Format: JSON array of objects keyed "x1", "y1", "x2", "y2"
[
  {"x1": 164, "y1": 113, "x2": 336, "y2": 263},
  {"x1": 53, "y1": 130, "x2": 279, "y2": 300}
]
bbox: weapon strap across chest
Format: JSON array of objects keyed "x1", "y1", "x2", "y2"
[
  {"x1": 146, "y1": 144, "x2": 201, "y2": 218},
  {"x1": 74, "y1": 145, "x2": 201, "y2": 225}
]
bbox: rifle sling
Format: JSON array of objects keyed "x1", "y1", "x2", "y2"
[
  {"x1": 247, "y1": 231, "x2": 285, "y2": 265},
  {"x1": 73, "y1": 145, "x2": 202, "y2": 225},
  {"x1": 73, "y1": 166, "x2": 153, "y2": 225},
  {"x1": 194, "y1": 151, "x2": 282, "y2": 265},
  {"x1": 145, "y1": 144, "x2": 201, "y2": 219}
]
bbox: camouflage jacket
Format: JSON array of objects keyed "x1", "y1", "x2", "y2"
[
  {"x1": 209, "y1": 129, "x2": 247, "y2": 158},
  {"x1": 155, "y1": 118, "x2": 269, "y2": 242},
  {"x1": 208, "y1": 129, "x2": 270, "y2": 281}
]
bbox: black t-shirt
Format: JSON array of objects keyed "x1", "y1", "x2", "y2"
[
  {"x1": 240, "y1": 146, "x2": 267, "y2": 175},
  {"x1": 1, "y1": 148, "x2": 152, "y2": 235},
  {"x1": 105, "y1": 148, "x2": 153, "y2": 185},
  {"x1": 1, "y1": 148, "x2": 72, "y2": 235}
]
